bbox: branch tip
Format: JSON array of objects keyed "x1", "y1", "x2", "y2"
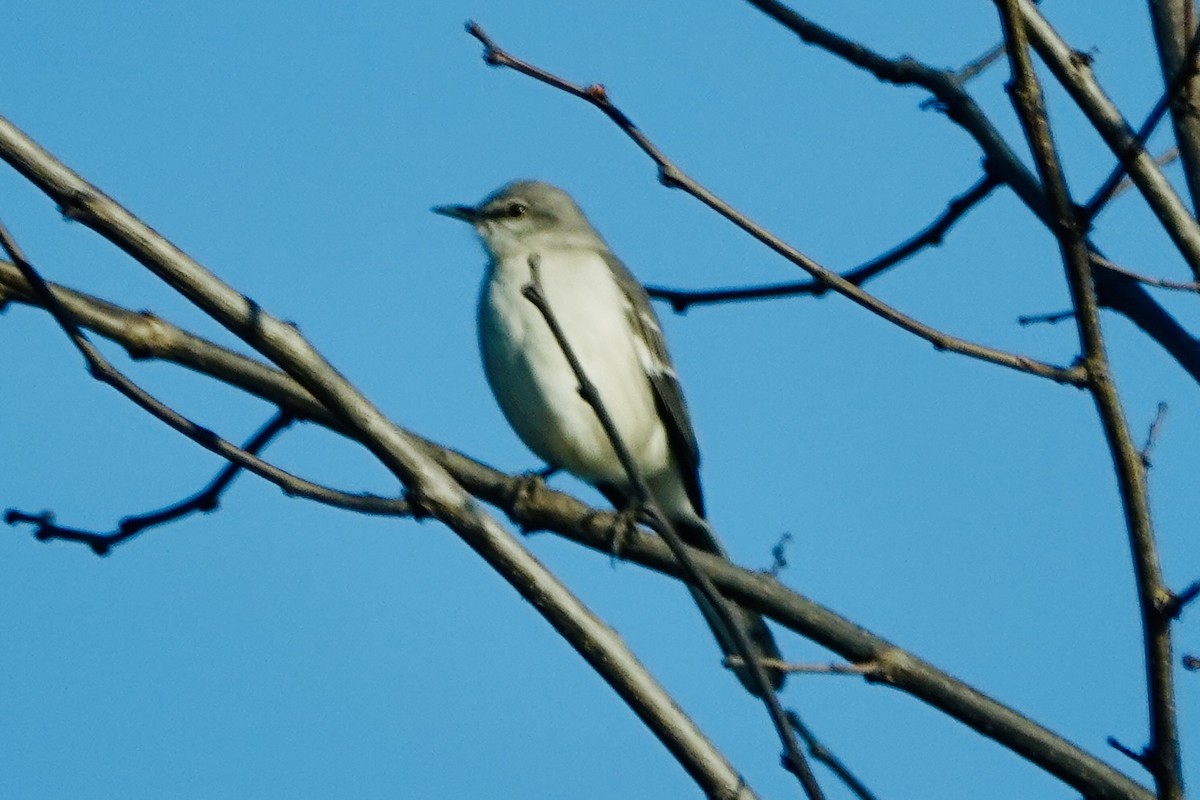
[
  {"x1": 1163, "y1": 579, "x2": 1200, "y2": 620},
  {"x1": 1106, "y1": 736, "x2": 1152, "y2": 770},
  {"x1": 464, "y1": 20, "x2": 502, "y2": 65}
]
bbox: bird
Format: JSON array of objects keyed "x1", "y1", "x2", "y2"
[{"x1": 434, "y1": 180, "x2": 783, "y2": 696}]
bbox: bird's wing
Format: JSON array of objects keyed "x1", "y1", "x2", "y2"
[{"x1": 602, "y1": 251, "x2": 705, "y2": 519}]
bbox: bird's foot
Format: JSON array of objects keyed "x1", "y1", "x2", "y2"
[
  {"x1": 504, "y1": 467, "x2": 556, "y2": 534},
  {"x1": 603, "y1": 504, "x2": 648, "y2": 561}
]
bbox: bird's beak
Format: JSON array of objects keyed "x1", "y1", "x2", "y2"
[{"x1": 432, "y1": 204, "x2": 478, "y2": 223}]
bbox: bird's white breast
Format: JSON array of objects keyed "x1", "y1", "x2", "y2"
[{"x1": 478, "y1": 247, "x2": 671, "y2": 488}]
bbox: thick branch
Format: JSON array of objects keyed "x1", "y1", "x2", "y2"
[
  {"x1": 1019, "y1": 0, "x2": 1200, "y2": 278},
  {"x1": 1085, "y1": 26, "x2": 1200, "y2": 221},
  {"x1": 0, "y1": 225, "x2": 399, "y2": 519},
  {"x1": 522, "y1": 258, "x2": 821, "y2": 797},
  {"x1": 1147, "y1": 0, "x2": 1200, "y2": 212},
  {"x1": 995, "y1": 6, "x2": 1182, "y2": 798},
  {"x1": 1, "y1": 267, "x2": 1153, "y2": 800},
  {"x1": 0, "y1": 117, "x2": 756, "y2": 799},
  {"x1": 740, "y1": 0, "x2": 1200, "y2": 387}
]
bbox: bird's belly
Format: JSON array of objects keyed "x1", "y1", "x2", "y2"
[{"x1": 478, "y1": 254, "x2": 670, "y2": 488}]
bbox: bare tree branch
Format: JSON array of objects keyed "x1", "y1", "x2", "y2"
[
  {"x1": 1162, "y1": 579, "x2": 1200, "y2": 620},
  {"x1": 0, "y1": 262, "x2": 1154, "y2": 800},
  {"x1": 645, "y1": 173, "x2": 999, "y2": 311},
  {"x1": 1, "y1": 10, "x2": 1187, "y2": 796},
  {"x1": 465, "y1": 22, "x2": 1086, "y2": 387},
  {"x1": 1139, "y1": 402, "x2": 1170, "y2": 467},
  {"x1": 952, "y1": 43, "x2": 1006, "y2": 84},
  {"x1": 1084, "y1": 19, "x2": 1200, "y2": 221},
  {"x1": 1091, "y1": 254, "x2": 1200, "y2": 293},
  {"x1": 0, "y1": 223, "x2": 404, "y2": 520},
  {"x1": 1146, "y1": 0, "x2": 1200, "y2": 212},
  {"x1": 0, "y1": 121, "x2": 759, "y2": 800},
  {"x1": 739, "y1": 0, "x2": 1200, "y2": 388},
  {"x1": 1105, "y1": 147, "x2": 1182, "y2": 210},
  {"x1": 1092, "y1": 267, "x2": 1200, "y2": 384},
  {"x1": 6, "y1": 412, "x2": 303, "y2": 555},
  {"x1": 786, "y1": 711, "x2": 879, "y2": 800},
  {"x1": 1017, "y1": 308, "x2": 1075, "y2": 326},
  {"x1": 1018, "y1": 0, "x2": 1200, "y2": 278},
  {"x1": 521, "y1": 256, "x2": 822, "y2": 797},
  {"x1": 994, "y1": 5, "x2": 1183, "y2": 797},
  {"x1": 1107, "y1": 736, "x2": 1153, "y2": 772}
]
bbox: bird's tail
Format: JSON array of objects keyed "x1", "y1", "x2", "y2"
[{"x1": 675, "y1": 517, "x2": 785, "y2": 697}]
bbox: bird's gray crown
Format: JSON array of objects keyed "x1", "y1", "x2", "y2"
[{"x1": 434, "y1": 180, "x2": 608, "y2": 257}]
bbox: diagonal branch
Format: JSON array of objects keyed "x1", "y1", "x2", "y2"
[
  {"x1": 1018, "y1": 0, "x2": 1200, "y2": 279},
  {"x1": 1084, "y1": 27, "x2": 1200, "y2": 220},
  {"x1": 739, "y1": 0, "x2": 1200, "y2": 387},
  {"x1": 521, "y1": 256, "x2": 824, "y2": 798},
  {"x1": 0, "y1": 123, "x2": 757, "y2": 800},
  {"x1": 0, "y1": 262, "x2": 1155, "y2": 800},
  {"x1": 0, "y1": 258, "x2": 344, "y2": 432},
  {"x1": 786, "y1": 711, "x2": 879, "y2": 800},
  {"x1": 0, "y1": 223, "x2": 406, "y2": 520},
  {"x1": 1147, "y1": 0, "x2": 1200, "y2": 213},
  {"x1": 1091, "y1": 254, "x2": 1200, "y2": 293},
  {"x1": 994, "y1": 4, "x2": 1183, "y2": 798},
  {"x1": 466, "y1": 22, "x2": 1086, "y2": 387},
  {"x1": 646, "y1": 172, "x2": 999, "y2": 311}
]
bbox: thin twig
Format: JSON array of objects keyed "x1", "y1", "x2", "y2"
[
  {"x1": 995, "y1": 5, "x2": 1183, "y2": 798},
  {"x1": 728, "y1": 658, "x2": 876, "y2": 676},
  {"x1": 786, "y1": 711, "x2": 880, "y2": 800},
  {"x1": 1139, "y1": 402, "x2": 1169, "y2": 467},
  {"x1": 1107, "y1": 736, "x2": 1152, "y2": 771},
  {"x1": 466, "y1": 21, "x2": 1085, "y2": 388},
  {"x1": 519, "y1": 255, "x2": 825, "y2": 799},
  {"x1": 7, "y1": 413, "x2": 294, "y2": 555},
  {"x1": 917, "y1": 39, "x2": 1009, "y2": 109},
  {"x1": 1016, "y1": 309, "x2": 1075, "y2": 327},
  {"x1": 1017, "y1": 0, "x2": 1200, "y2": 278},
  {"x1": 767, "y1": 531, "x2": 792, "y2": 577},
  {"x1": 781, "y1": 661, "x2": 875, "y2": 676},
  {"x1": 1109, "y1": 147, "x2": 1181, "y2": 203},
  {"x1": 1016, "y1": 0, "x2": 1200, "y2": 279},
  {"x1": 1084, "y1": 26, "x2": 1200, "y2": 219},
  {"x1": 1090, "y1": 254, "x2": 1200, "y2": 293},
  {"x1": 6, "y1": 413, "x2": 408, "y2": 555},
  {"x1": 953, "y1": 43, "x2": 1007, "y2": 84},
  {"x1": 0, "y1": 221, "x2": 410, "y2": 519},
  {"x1": 0, "y1": 259, "x2": 343, "y2": 431},
  {"x1": 1162, "y1": 579, "x2": 1200, "y2": 620},
  {"x1": 646, "y1": 173, "x2": 999, "y2": 311}
]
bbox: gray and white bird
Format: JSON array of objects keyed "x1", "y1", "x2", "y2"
[{"x1": 434, "y1": 180, "x2": 783, "y2": 696}]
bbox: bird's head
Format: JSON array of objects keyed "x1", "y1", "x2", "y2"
[{"x1": 433, "y1": 180, "x2": 605, "y2": 257}]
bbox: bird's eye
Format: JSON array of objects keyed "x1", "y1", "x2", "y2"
[{"x1": 507, "y1": 202, "x2": 528, "y2": 217}]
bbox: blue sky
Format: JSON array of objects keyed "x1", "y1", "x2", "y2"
[{"x1": 1, "y1": 2, "x2": 1196, "y2": 798}]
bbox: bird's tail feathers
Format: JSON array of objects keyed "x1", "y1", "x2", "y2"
[{"x1": 675, "y1": 516, "x2": 785, "y2": 697}]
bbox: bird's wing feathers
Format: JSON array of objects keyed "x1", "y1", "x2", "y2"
[{"x1": 602, "y1": 252, "x2": 705, "y2": 519}]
